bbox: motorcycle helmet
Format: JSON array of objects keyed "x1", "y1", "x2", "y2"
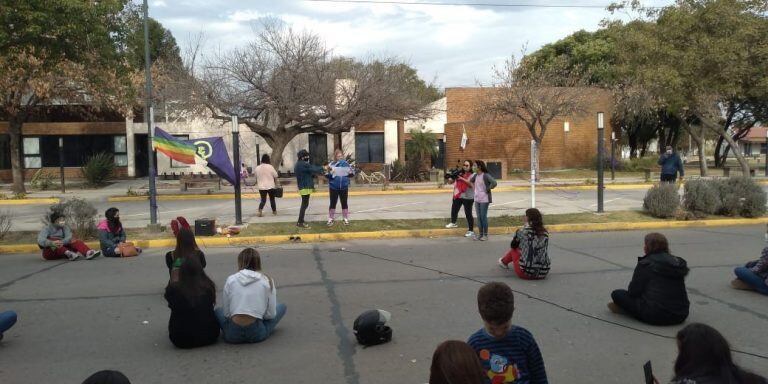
[{"x1": 353, "y1": 309, "x2": 392, "y2": 346}]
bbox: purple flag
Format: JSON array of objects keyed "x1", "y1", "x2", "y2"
[{"x1": 183, "y1": 136, "x2": 237, "y2": 186}]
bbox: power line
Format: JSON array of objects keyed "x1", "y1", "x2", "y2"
[{"x1": 305, "y1": 0, "x2": 615, "y2": 9}]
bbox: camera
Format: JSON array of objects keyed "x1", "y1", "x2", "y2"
[{"x1": 444, "y1": 168, "x2": 461, "y2": 180}]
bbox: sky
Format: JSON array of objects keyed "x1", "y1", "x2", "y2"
[{"x1": 144, "y1": 0, "x2": 673, "y2": 88}]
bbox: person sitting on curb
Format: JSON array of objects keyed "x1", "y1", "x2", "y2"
[
  {"x1": 97, "y1": 208, "x2": 140, "y2": 257},
  {"x1": 731, "y1": 244, "x2": 768, "y2": 295},
  {"x1": 467, "y1": 282, "x2": 548, "y2": 384},
  {"x1": 498, "y1": 208, "x2": 550, "y2": 280},
  {"x1": 37, "y1": 211, "x2": 100, "y2": 260},
  {"x1": 216, "y1": 248, "x2": 287, "y2": 344},
  {"x1": 0, "y1": 310, "x2": 17, "y2": 342},
  {"x1": 164, "y1": 256, "x2": 219, "y2": 349},
  {"x1": 165, "y1": 227, "x2": 207, "y2": 282},
  {"x1": 429, "y1": 340, "x2": 485, "y2": 384},
  {"x1": 608, "y1": 233, "x2": 690, "y2": 325}
]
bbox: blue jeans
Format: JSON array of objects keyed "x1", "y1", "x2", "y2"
[
  {"x1": 475, "y1": 202, "x2": 490, "y2": 236},
  {"x1": 735, "y1": 267, "x2": 768, "y2": 295},
  {"x1": 0, "y1": 310, "x2": 17, "y2": 335},
  {"x1": 215, "y1": 303, "x2": 287, "y2": 344}
]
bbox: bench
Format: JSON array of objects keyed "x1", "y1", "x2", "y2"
[
  {"x1": 723, "y1": 166, "x2": 755, "y2": 177},
  {"x1": 179, "y1": 172, "x2": 222, "y2": 192}
]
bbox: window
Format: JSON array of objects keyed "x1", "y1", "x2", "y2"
[
  {"x1": 114, "y1": 136, "x2": 128, "y2": 166},
  {"x1": 355, "y1": 133, "x2": 384, "y2": 163},
  {"x1": 23, "y1": 137, "x2": 41, "y2": 169},
  {"x1": 40, "y1": 135, "x2": 114, "y2": 167},
  {"x1": 171, "y1": 134, "x2": 190, "y2": 168},
  {"x1": 0, "y1": 135, "x2": 10, "y2": 170}
]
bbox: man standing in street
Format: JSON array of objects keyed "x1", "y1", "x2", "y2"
[{"x1": 658, "y1": 145, "x2": 684, "y2": 183}]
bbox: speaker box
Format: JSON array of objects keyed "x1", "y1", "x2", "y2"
[{"x1": 194, "y1": 218, "x2": 216, "y2": 236}]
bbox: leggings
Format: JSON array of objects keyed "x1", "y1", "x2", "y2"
[
  {"x1": 329, "y1": 189, "x2": 349, "y2": 210},
  {"x1": 298, "y1": 194, "x2": 310, "y2": 224},
  {"x1": 259, "y1": 189, "x2": 277, "y2": 212},
  {"x1": 450, "y1": 198, "x2": 474, "y2": 231}
]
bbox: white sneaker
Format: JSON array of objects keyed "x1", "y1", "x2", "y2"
[
  {"x1": 343, "y1": 218, "x2": 349, "y2": 225},
  {"x1": 327, "y1": 219, "x2": 335, "y2": 226},
  {"x1": 65, "y1": 250, "x2": 80, "y2": 261},
  {"x1": 498, "y1": 257, "x2": 509, "y2": 270},
  {"x1": 85, "y1": 250, "x2": 101, "y2": 260},
  {"x1": 445, "y1": 222, "x2": 458, "y2": 228},
  {"x1": 464, "y1": 231, "x2": 474, "y2": 238}
]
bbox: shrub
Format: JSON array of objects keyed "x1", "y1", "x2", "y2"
[
  {"x1": 30, "y1": 169, "x2": 55, "y2": 190},
  {"x1": 683, "y1": 179, "x2": 720, "y2": 216},
  {"x1": 44, "y1": 198, "x2": 98, "y2": 239},
  {"x1": 81, "y1": 152, "x2": 114, "y2": 186},
  {"x1": 0, "y1": 210, "x2": 11, "y2": 241},
  {"x1": 714, "y1": 177, "x2": 767, "y2": 217},
  {"x1": 643, "y1": 183, "x2": 680, "y2": 218}
]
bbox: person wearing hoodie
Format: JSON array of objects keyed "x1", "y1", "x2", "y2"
[
  {"x1": 658, "y1": 145, "x2": 685, "y2": 183},
  {"x1": 608, "y1": 232, "x2": 690, "y2": 325},
  {"x1": 294, "y1": 149, "x2": 327, "y2": 228},
  {"x1": 163, "y1": 256, "x2": 219, "y2": 348},
  {"x1": 215, "y1": 248, "x2": 287, "y2": 344},
  {"x1": 37, "y1": 211, "x2": 100, "y2": 260},
  {"x1": 97, "y1": 208, "x2": 139, "y2": 257},
  {"x1": 326, "y1": 149, "x2": 355, "y2": 226}
]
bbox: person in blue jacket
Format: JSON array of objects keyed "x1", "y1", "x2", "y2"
[
  {"x1": 658, "y1": 145, "x2": 684, "y2": 183},
  {"x1": 326, "y1": 149, "x2": 354, "y2": 226},
  {"x1": 294, "y1": 149, "x2": 327, "y2": 228}
]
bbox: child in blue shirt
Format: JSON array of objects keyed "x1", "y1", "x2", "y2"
[{"x1": 467, "y1": 282, "x2": 548, "y2": 384}]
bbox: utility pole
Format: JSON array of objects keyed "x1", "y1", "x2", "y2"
[
  {"x1": 143, "y1": 0, "x2": 158, "y2": 226},
  {"x1": 232, "y1": 116, "x2": 243, "y2": 225},
  {"x1": 597, "y1": 112, "x2": 605, "y2": 213}
]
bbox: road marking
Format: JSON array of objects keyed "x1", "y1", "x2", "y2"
[
  {"x1": 354, "y1": 201, "x2": 423, "y2": 213},
  {"x1": 491, "y1": 199, "x2": 526, "y2": 207},
  {"x1": 589, "y1": 198, "x2": 623, "y2": 207}
]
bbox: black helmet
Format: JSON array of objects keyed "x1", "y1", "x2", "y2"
[
  {"x1": 353, "y1": 309, "x2": 392, "y2": 346},
  {"x1": 297, "y1": 149, "x2": 310, "y2": 159}
]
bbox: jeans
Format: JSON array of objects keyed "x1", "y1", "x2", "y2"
[
  {"x1": 475, "y1": 202, "x2": 489, "y2": 236},
  {"x1": 450, "y1": 198, "x2": 474, "y2": 231},
  {"x1": 215, "y1": 304, "x2": 287, "y2": 344},
  {"x1": 0, "y1": 310, "x2": 17, "y2": 335},
  {"x1": 298, "y1": 195, "x2": 310, "y2": 224},
  {"x1": 259, "y1": 189, "x2": 277, "y2": 212},
  {"x1": 103, "y1": 246, "x2": 120, "y2": 258},
  {"x1": 735, "y1": 267, "x2": 768, "y2": 295}
]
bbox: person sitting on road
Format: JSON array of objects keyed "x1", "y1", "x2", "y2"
[
  {"x1": 467, "y1": 282, "x2": 548, "y2": 384},
  {"x1": 165, "y1": 225, "x2": 206, "y2": 282},
  {"x1": 163, "y1": 256, "x2": 219, "y2": 349},
  {"x1": 37, "y1": 211, "x2": 100, "y2": 261},
  {"x1": 669, "y1": 323, "x2": 766, "y2": 384},
  {"x1": 0, "y1": 310, "x2": 17, "y2": 342},
  {"x1": 429, "y1": 340, "x2": 485, "y2": 384},
  {"x1": 97, "y1": 208, "x2": 140, "y2": 257},
  {"x1": 498, "y1": 208, "x2": 550, "y2": 280},
  {"x1": 215, "y1": 248, "x2": 287, "y2": 344},
  {"x1": 82, "y1": 370, "x2": 132, "y2": 384},
  {"x1": 608, "y1": 233, "x2": 690, "y2": 325},
  {"x1": 731, "y1": 243, "x2": 768, "y2": 295}
]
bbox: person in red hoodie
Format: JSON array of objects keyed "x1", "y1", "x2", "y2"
[{"x1": 445, "y1": 160, "x2": 475, "y2": 238}]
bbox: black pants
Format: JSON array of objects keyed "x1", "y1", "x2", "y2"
[
  {"x1": 298, "y1": 194, "x2": 310, "y2": 224},
  {"x1": 259, "y1": 189, "x2": 277, "y2": 212},
  {"x1": 660, "y1": 174, "x2": 677, "y2": 183},
  {"x1": 611, "y1": 289, "x2": 687, "y2": 325},
  {"x1": 329, "y1": 189, "x2": 349, "y2": 210},
  {"x1": 450, "y1": 198, "x2": 474, "y2": 231}
]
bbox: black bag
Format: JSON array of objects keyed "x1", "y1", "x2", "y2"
[{"x1": 273, "y1": 187, "x2": 284, "y2": 198}]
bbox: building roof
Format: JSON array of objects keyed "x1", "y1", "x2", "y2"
[{"x1": 743, "y1": 126, "x2": 768, "y2": 142}]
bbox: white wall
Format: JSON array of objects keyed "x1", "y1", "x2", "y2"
[
  {"x1": 384, "y1": 121, "x2": 399, "y2": 164},
  {"x1": 403, "y1": 97, "x2": 446, "y2": 134}
]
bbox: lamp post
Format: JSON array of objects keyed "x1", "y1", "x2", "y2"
[
  {"x1": 764, "y1": 128, "x2": 767, "y2": 177},
  {"x1": 58, "y1": 137, "x2": 65, "y2": 193},
  {"x1": 597, "y1": 112, "x2": 605, "y2": 213},
  {"x1": 232, "y1": 116, "x2": 243, "y2": 225},
  {"x1": 611, "y1": 131, "x2": 616, "y2": 181},
  {"x1": 142, "y1": 0, "x2": 158, "y2": 226},
  {"x1": 530, "y1": 140, "x2": 537, "y2": 208}
]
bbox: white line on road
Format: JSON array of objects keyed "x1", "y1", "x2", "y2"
[
  {"x1": 354, "y1": 201, "x2": 423, "y2": 213},
  {"x1": 589, "y1": 198, "x2": 623, "y2": 207},
  {"x1": 491, "y1": 199, "x2": 526, "y2": 207}
]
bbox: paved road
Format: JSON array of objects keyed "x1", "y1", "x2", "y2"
[
  {"x1": 7, "y1": 187, "x2": 650, "y2": 231},
  {"x1": 1, "y1": 226, "x2": 766, "y2": 383}
]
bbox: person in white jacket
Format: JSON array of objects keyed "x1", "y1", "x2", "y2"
[{"x1": 215, "y1": 248, "x2": 287, "y2": 343}]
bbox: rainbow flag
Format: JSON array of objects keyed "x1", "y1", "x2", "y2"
[{"x1": 153, "y1": 127, "x2": 196, "y2": 164}]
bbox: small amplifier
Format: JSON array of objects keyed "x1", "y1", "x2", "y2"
[{"x1": 194, "y1": 218, "x2": 216, "y2": 236}]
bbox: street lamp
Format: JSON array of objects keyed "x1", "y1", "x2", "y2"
[
  {"x1": 232, "y1": 116, "x2": 243, "y2": 225},
  {"x1": 597, "y1": 112, "x2": 605, "y2": 213},
  {"x1": 142, "y1": 0, "x2": 158, "y2": 226},
  {"x1": 764, "y1": 128, "x2": 767, "y2": 177},
  {"x1": 611, "y1": 130, "x2": 616, "y2": 181}
]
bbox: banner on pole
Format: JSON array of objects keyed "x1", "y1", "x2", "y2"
[{"x1": 460, "y1": 124, "x2": 468, "y2": 149}]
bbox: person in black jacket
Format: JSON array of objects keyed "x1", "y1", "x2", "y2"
[
  {"x1": 608, "y1": 232, "x2": 690, "y2": 325},
  {"x1": 164, "y1": 256, "x2": 219, "y2": 348},
  {"x1": 165, "y1": 227, "x2": 207, "y2": 282}
]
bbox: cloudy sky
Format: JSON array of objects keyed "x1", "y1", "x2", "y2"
[{"x1": 145, "y1": 0, "x2": 672, "y2": 88}]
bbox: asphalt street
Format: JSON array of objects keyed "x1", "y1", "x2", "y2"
[
  {"x1": 0, "y1": 226, "x2": 766, "y2": 383},
  {"x1": 6, "y1": 187, "x2": 650, "y2": 231}
]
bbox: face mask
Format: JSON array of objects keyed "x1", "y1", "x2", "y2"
[
  {"x1": 472, "y1": 166, "x2": 478, "y2": 172},
  {"x1": 666, "y1": 150, "x2": 673, "y2": 155},
  {"x1": 56, "y1": 219, "x2": 66, "y2": 227}
]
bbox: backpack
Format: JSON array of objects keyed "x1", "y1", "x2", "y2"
[{"x1": 519, "y1": 228, "x2": 550, "y2": 278}]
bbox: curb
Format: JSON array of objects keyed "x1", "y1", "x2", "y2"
[
  {"x1": 0, "y1": 198, "x2": 60, "y2": 206},
  {"x1": 3, "y1": 217, "x2": 767, "y2": 254}
]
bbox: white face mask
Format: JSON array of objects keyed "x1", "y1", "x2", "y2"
[{"x1": 666, "y1": 150, "x2": 673, "y2": 155}]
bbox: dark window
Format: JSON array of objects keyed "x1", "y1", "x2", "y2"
[
  {"x1": 355, "y1": 133, "x2": 384, "y2": 163},
  {"x1": 0, "y1": 135, "x2": 10, "y2": 170},
  {"x1": 40, "y1": 135, "x2": 115, "y2": 167},
  {"x1": 309, "y1": 133, "x2": 328, "y2": 166}
]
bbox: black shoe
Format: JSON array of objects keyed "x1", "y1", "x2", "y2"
[{"x1": 296, "y1": 223, "x2": 310, "y2": 229}]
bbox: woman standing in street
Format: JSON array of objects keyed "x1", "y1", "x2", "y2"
[
  {"x1": 294, "y1": 149, "x2": 326, "y2": 228},
  {"x1": 468, "y1": 160, "x2": 496, "y2": 241},
  {"x1": 445, "y1": 160, "x2": 475, "y2": 238},
  {"x1": 255, "y1": 154, "x2": 279, "y2": 217},
  {"x1": 326, "y1": 149, "x2": 354, "y2": 226}
]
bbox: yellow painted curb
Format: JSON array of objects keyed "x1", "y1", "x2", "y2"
[
  {"x1": 3, "y1": 216, "x2": 767, "y2": 254},
  {"x1": 0, "y1": 198, "x2": 60, "y2": 206}
]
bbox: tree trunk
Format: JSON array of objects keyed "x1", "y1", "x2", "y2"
[
  {"x1": 267, "y1": 139, "x2": 289, "y2": 171},
  {"x1": 714, "y1": 135, "x2": 725, "y2": 167},
  {"x1": 681, "y1": 119, "x2": 707, "y2": 177},
  {"x1": 8, "y1": 117, "x2": 26, "y2": 194}
]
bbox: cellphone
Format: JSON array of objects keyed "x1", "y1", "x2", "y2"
[{"x1": 643, "y1": 361, "x2": 654, "y2": 384}]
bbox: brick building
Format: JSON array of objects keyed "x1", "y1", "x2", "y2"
[{"x1": 444, "y1": 87, "x2": 614, "y2": 178}]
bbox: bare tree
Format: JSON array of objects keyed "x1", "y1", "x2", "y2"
[
  {"x1": 188, "y1": 20, "x2": 433, "y2": 164},
  {"x1": 480, "y1": 55, "x2": 589, "y2": 178}
]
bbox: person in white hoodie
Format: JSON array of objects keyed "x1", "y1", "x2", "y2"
[{"x1": 215, "y1": 248, "x2": 287, "y2": 343}]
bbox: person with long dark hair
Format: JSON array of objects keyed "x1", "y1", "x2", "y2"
[
  {"x1": 670, "y1": 323, "x2": 766, "y2": 384},
  {"x1": 163, "y1": 256, "x2": 219, "y2": 348},
  {"x1": 255, "y1": 153, "x2": 279, "y2": 217},
  {"x1": 165, "y1": 227, "x2": 207, "y2": 281},
  {"x1": 81, "y1": 370, "x2": 131, "y2": 384},
  {"x1": 468, "y1": 160, "x2": 497, "y2": 241},
  {"x1": 326, "y1": 149, "x2": 354, "y2": 226},
  {"x1": 216, "y1": 248, "x2": 287, "y2": 343},
  {"x1": 445, "y1": 160, "x2": 475, "y2": 238},
  {"x1": 97, "y1": 207, "x2": 134, "y2": 257},
  {"x1": 294, "y1": 149, "x2": 326, "y2": 228},
  {"x1": 429, "y1": 340, "x2": 485, "y2": 384},
  {"x1": 499, "y1": 208, "x2": 550, "y2": 280}
]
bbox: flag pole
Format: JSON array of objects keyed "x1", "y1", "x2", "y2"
[{"x1": 143, "y1": 0, "x2": 158, "y2": 227}]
